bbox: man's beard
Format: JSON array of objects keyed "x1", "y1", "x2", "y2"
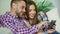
[
  {"x1": 16, "y1": 11, "x2": 25, "y2": 19},
  {"x1": 16, "y1": 12, "x2": 20, "y2": 18}
]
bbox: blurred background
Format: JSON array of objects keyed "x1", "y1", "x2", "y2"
[{"x1": 0, "y1": 0, "x2": 60, "y2": 33}]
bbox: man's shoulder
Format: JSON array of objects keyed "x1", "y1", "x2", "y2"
[
  {"x1": 0, "y1": 13, "x2": 11, "y2": 21},
  {"x1": 0, "y1": 12, "x2": 10, "y2": 18},
  {"x1": 0, "y1": 14, "x2": 7, "y2": 19}
]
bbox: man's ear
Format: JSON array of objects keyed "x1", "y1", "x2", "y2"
[{"x1": 12, "y1": 3, "x2": 17, "y2": 10}]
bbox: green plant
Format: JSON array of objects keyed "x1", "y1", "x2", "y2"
[{"x1": 33, "y1": 0, "x2": 54, "y2": 13}]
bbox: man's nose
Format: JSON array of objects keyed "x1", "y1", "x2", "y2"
[{"x1": 23, "y1": 9, "x2": 26, "y2": 12}]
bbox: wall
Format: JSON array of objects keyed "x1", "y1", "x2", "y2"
[{"x1": 0, "y1": 0, "x2": 11, "y2": 15}]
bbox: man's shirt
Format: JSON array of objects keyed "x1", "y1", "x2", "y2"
[{"x1": 0, "y1": 12, "x2": 39, "y2": 34}]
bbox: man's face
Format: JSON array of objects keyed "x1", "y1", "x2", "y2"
[{"x1": 15, "y1": 1, "x2": 26, "y2": 18}]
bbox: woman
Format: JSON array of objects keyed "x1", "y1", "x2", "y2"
[
  {"x1": 24, "y1": 0, "x2": 56, "y2": 34},
  {"x1": 25, "y1": 0, "x2": 39, "y2": 25},
  {"x1": 25, "y1": 0, "x2": 47, "y2": 34}
]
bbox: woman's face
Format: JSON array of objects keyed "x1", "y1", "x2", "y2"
[{"x1": 29, "y1": 5, "x2": 36, "y2": 19}]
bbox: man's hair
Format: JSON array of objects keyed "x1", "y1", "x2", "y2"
[{"x1": 11, "y1": 0, "x2": 27, "y2": 7}]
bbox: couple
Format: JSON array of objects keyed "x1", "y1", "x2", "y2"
[{"x1": 0, "y1": 0, "x2": 55, "y2": 34}]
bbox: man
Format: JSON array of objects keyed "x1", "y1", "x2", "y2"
[{"x1": 0, "y1": 0, "x2": 48, "y2": 34}]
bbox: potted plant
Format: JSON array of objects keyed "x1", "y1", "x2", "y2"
[{"x1": 33, "y1": 0, "x2": 54, "y2": 13}]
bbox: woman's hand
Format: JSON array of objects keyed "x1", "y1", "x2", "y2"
[
  {"x1": 37, "y1": 21, "x2": 48, "y2": 29},
  {"x1": 47, "y1": 24, "x2": 56, "y2": 34}
]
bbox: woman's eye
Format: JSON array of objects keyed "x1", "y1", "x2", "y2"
[
  {"x1": 29, "y1": 9, "x2": 31, "y2": 12},
  {"x1": 34, "y1": 9, "x2": 36, "y2": 11}
]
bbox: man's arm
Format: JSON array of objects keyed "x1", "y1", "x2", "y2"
[
  {"x1": 0, "y1": 16, "x2": 48, "y2": 34},
  {"x1": 19, "y1": 21, "x2": 48, "y2": 34},
  {"x1": 19, "y1": 25, "x2": 39, "y2": 34},
  {"x1": 0, "y1": 17, "x2": 17, "y2": 34},
  {"x1": 0, "y1": 17, "x2": 39, "y2": 34}
]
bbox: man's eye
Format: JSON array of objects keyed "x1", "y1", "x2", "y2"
[
  {"x1": 21, "y1": 6, "x2": 24, "y2": 9},
  {"x1": 21, "y1": 7, "x2": 24, "y2": 9}
]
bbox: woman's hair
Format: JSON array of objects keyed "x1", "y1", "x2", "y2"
[{"x1": 26, "y1": 0, "x2": 39, "y2": 25}]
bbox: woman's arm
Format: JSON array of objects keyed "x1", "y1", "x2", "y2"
[{"x1": 24, "y1": 20, "x2": 31, "y2": 27}]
